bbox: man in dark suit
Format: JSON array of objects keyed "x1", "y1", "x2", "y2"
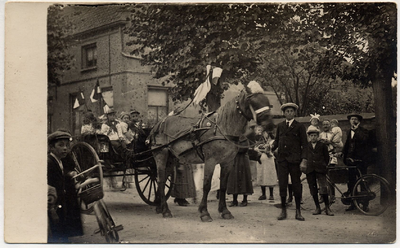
[
  {"x1": 342, "y1": 113, "x2": 370, "y2": 211},
  {"x1": 272, "y1": 103, "x2": 308, "y2": 221},
  {"x1": 47, "y1": 130, "x2": 82, "y2": 242}
]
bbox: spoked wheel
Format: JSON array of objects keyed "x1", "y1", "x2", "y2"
[
  {"x1": 134, "y1": 157, "x2": 174, "y2": 206},
  {"x1": 93, "y1": 202, "x2": 110, "y2": 243},
  {"x1": 352, "y1": 174, "x2": 391, "y2": 216},
  {"x1": 70, "y1": 142, "x2": 102, "y2": 214},
  {"x1": 98, "y1": 199, "x2": 122, "y2": 242}
]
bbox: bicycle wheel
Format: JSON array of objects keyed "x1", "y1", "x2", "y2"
[
  {"x1": 93, "y1": 202, "x2": 110, "y2": 243},
  {"x1": 98, "y1": 199, "x2": 121, "y2": 243},
  {"x1": 352, "y1": 174, "x2": 391, "y2": 216}
]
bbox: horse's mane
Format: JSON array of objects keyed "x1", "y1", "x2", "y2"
[{"x1": 216, "y1": 91, "x2": 248, "y2": 137}]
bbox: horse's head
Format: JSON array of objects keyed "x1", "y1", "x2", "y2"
[{"x1": 237, "y1": 81, "x2": 274, "y2": 131}]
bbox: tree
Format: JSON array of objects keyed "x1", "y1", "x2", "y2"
[
  {"x1": 315, "y1": 3, "x2": 397, "y2": 189},
  {"x1": 47, "y1": 4, "x2": 74, "y2": 87},
  {"x1": 124, "y1": 4, "x2": 288, "y2": 109}
]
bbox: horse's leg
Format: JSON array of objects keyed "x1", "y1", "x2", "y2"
[
  {"x1": 153, "y1": 148, "x2": 172, "y2": 218},
  {"x1": 198, "y1": 160, "x2": 216, "y2": 222},
  {"x1": 218, "y1": 162, "x2": 234, "y2": 219}
]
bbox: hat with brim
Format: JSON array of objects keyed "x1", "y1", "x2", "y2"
[
  {"x1": 48, "y1": 130, "x2": 72, "y2": 143},
  {"x1": 306, "y1": 125, "x2": 320, "y2": 135},
  {"x1": 119, "y1": 111, "x2": 130, "y2": 120},
  {"x1": 130, "y1": 109, "x2": 140, "y2": 115},
  {"x1": 347, "y1": 113, "x2": 363, "y2": 121},
  {"x1": 281, "y1": 103, "x2": 299, "y2": 111}
]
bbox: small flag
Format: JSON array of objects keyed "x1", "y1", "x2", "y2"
[
  {"x1": 103, "y1": 103, "x2": 111, "y2": 114},
  {"x1": 193, "y1": 65, "x2": 212, "y2": 105},
  {"x1": 211, "y1": 67, "x2": 223, "y2": 85},
  {"x1": 90, "y1": 80, "x2": 101, "y2": 103},
  {"x1": 73, "y1": 91, "x2": 86, "y2": 109}
]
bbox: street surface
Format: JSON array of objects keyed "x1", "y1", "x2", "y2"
[{"x1": 70, "y1": 178, "x2": 396, "y2": 244}]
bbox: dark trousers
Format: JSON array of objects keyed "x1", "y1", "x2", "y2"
[
  {"x1": 277, "y1": 160, "x2": 302, "y2": 198},
  {"x1": 306, "y1": 171, "x2": 328, "y2": 196},
  {"x1": 348, "y1": 164, "x2": 367, "y2": 193}
]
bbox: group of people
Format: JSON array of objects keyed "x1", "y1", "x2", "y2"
[
  {"x1": 47, "y1": 102, "x2": 374, "y2": 242},
  {"x1": 80, "y1": 108, "x2": 143, "y2": 150},
  {"x1": 273, "y1": 102, "x2": 373, "y2": 221}
]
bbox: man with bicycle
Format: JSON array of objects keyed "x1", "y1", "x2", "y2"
[{"x1": 343, "y1": 113, "x2": 370, "y2": 211}]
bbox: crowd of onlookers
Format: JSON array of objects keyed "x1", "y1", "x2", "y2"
[{"x1": 47, "y1": 102, "x2": 376, "y2": 242}]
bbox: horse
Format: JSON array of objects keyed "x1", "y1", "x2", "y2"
[{"x1": 148, "y1": 81, "x2": 273, "y2": 222}]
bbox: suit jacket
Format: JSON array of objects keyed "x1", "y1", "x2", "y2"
[
  {"x1": 343, "y1": 125, "x2": 370, "y2": 163},
  {"x1": 305, "y1": 141, "x2": 330, "y2": 174},
  {"x1": 272, "y1": 119, "x2": 308, "y2": 164},
  {"x1": 47, "y1": 154, "x2": 67, "y2": 225}
]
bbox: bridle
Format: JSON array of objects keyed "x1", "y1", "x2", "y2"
[{"x1": 235, "y1": 92, "x2": 271, "y2": 124}]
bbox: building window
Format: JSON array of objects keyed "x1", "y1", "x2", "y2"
[
  {"x1": 82, "y1": 43, "x2": 97, "y2": 69},
  {"x1": 147, "y1": 88, "x2": 168, "y2": 127}
]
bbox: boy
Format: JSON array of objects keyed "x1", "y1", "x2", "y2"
[
  {"x1": 302, "y1": 125, "x2": 334, "y2": 216},
  {"x1": 48, "y1": 130, "x2": 82, "y2": 242}
]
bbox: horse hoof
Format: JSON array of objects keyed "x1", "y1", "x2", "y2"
[
  {"x1": 221, "y1": 213, "x2": 234, "y2": 219},
  {"x1": 200, "y1": 214, "x2": 213, "y2": 222},
  {"x1": 156, "y1": 208, "x2": 162, "y2": 214},
  {"x1": 163, "y1": 212, "x2": 173, "y2": 218}
]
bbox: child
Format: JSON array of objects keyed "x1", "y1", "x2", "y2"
[
  {"x1": 116, "y1": 112, "x2": 134, "y2": 147},
  {"x1": 309, "y1": 113, "x2": 321, "y2": 130},
  {"x1": 302, "y1": 125, "x2": 334, "y2": 216},
  {"x1": 98, "y1": 115, "x2": 111, "y2": 136},
  {"x1": 330, "y1": 119, "x2": 344, "y2": 159}
]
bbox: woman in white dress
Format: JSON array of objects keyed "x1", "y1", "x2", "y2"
[{"x1": 255, "y1": 128, "x2": 278, "y2": 201}]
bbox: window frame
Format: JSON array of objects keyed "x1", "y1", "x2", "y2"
[{"x1": 81, "y1": 43, "x2": 97, "y2": 71}]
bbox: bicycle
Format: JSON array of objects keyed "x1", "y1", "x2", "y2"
[
  {"x1": 71, "y1": 145, "x2": 123, "y2": 243},
  {"x1": 325, "y1": 158, "x2": 391, "y2": 216}
]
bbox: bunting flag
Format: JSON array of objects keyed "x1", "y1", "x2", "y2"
[
  {"x1": 193, "y1": 65, "x2": 223, "y2": 105},
  {"x1": 103, "y1": 103, "x2": 111, "y2": 114},
  {"x1": 90, "y1": 80, "x2": 101, "y2": 103},
  {"x1": 73, "y1": 91, "x2": 85, "y2": 109},
  {"x1": 193, "y1": 65, "x2": 212, "y2": 105}
]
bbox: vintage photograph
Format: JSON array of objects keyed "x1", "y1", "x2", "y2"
[{"x1": 6, "y1": 1, "x2": 397, "y2": 245}]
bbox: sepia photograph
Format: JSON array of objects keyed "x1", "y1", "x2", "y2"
[{"x1": 4, "y1": 1, "x2": 397, "y2": 245}]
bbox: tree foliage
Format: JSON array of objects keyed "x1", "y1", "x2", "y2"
[
  {"x1": 125, "y1": 3, "x2": 395, "y2": 117},
  {"x1": 48, "y1": 4, "x2": 74, "y2": 87}
]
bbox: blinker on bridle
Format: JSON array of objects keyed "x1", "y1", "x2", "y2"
[{"x1": 235, "y1": 92, "x2": 271, "y2": 123}]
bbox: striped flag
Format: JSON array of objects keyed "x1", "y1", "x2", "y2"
[
  {"x1": 90, "y1": 80, "x2": 101, "y2": 103},
  {"x1": 193, "y1": 65, "x2": 223, "y2": 105},
  {"x1": 73, "y1": 91, "x2": 85, "y2": 109}
]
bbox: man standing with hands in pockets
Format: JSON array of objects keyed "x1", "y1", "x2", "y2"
[{"x1": 272, "y1": 103, "x2": 308, "y2": 221}]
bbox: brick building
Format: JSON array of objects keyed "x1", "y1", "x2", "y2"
[
  {"x1": 48, "y1": 5, "x2": 173, "y2": 135},
  {"x1": 48, "y1": 5, "x2": 283, "y2": 135}
]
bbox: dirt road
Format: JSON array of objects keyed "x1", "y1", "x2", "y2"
[{"x1": 70, "y1": 180, "x2": 396, "y2": 244}]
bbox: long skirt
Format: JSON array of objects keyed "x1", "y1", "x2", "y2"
[
  {"x1": 171, "y1": 163, "x2": 196, "y2": 198},
  {"x1": 257, "y1": 153, "x2": 278, "y2": 187},
  {"x1": 227, "y1": 153, "x2": 254, "y2": 195}
]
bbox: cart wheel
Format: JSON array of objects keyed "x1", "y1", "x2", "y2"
[
  {"x1": 134, "y1": 157, "x2": 174, "y2": 206},
  {"x1": 71, "y1": 142, "x2": 102, "y2": 213},
  {"x1": 352, "y1": 174, "x2": 391, "y2": 216}
]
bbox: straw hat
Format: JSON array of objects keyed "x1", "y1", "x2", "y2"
[
  {"x1": 306, "y1": 125, "x2": 320, "y2": 135},
  {"x1": 281, "y1": 103, "x2": 299, "y2": 111}
]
